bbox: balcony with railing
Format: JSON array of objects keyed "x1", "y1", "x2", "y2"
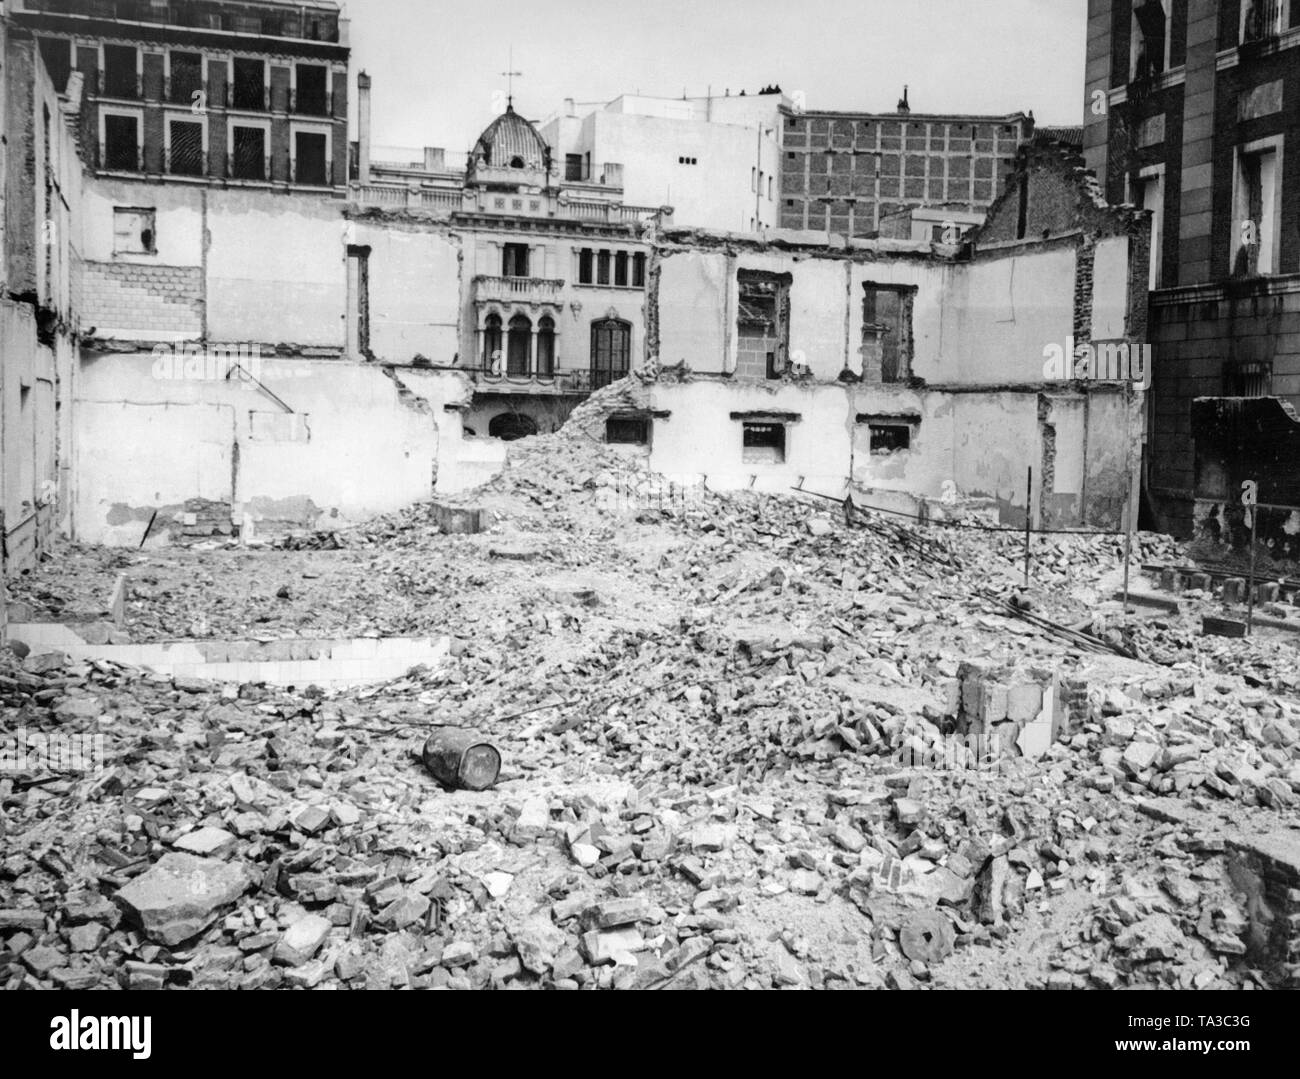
[
  {"x1": 228, "y1": 154, "x2": 272, "y2": 183},
  {"x1": 18, "y1": 1, "x2": 341, "y2": 42},
  {"x1": 292, "y1": 157, "x2": 334, "y2": 186},
  {"x1": 291, "y1": 87, "x2": 332, "y2": 117},
  {"x1": 349, "y1": 184, "x2": 463, "y2": 211},
  {"x1": 468, "y1": 364, "x2": 600, "y2": 396},
  {"x1": 98, "y1": 67, "x2": 141, "y2": 100},
  {"x1": 165, "y1": 145, "x2": 207, "y2": 177},
  {"x1": 473, "y1": 275, "x2": 564, "y2": 306},
  {"x1": 97, "y1": 140, "x2": 141, "y2": 173},
  {"x1": 165, "y1": 74, "x2": 205, "y2": 107}
]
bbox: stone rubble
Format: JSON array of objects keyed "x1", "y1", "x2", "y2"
[{"x1": 2, "y1": 426, "x2": 1299, "y2": 990}]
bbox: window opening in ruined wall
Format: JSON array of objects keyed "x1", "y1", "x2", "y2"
[{"x1": 736, "y1": 270, "x2": 790, "y2": 379}]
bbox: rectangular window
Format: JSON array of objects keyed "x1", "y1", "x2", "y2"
[
  {"x1": 742, "y1": 422, "x2": 786, "y2": 463},
  {"x1": 168, "y1": 119, "x2": 204, "y2": 175},
  {"x1": 862, "y1": 285, "x2": 914, "y2": 383},
  {"x1": 869, "y1": 423, "x2": 912, "y2": 454},
  {"x1": 103, "y1": 114, "x2": 139, "y2": 171},
  {"x1": 103, "y1": 43, "x2": 139, "y2": 99},
  {"x1": 590, "y1": 319, "x2": 630, "y2": 387},
  {"x1": 605, "y1": 416, "x2": 649, "y2": 444},
  {"x1": 1242, "y1": 0, "x2": 1287, "y2": 43},
  {"x1": 1132, "y1": 169, "x2": 1164, "y2": 288},
  {"x1": 1130, "y1": 1, "x2": 1169, "y2": 81},
  {"x1": 113, "y1": 207, "x2": 155, "y2": 254},
  {"x1": 294, "y1": 64, "x2": 328, "y2": 115},
  {"x1": 578, "y1": 248, "x2": 594, "y2": 284},
  {"x1": 168, "y1": 51, "x2": 203, "y2": 105},
  {"x1": 737, "y1": 271, "x2": 789, "y2": 379},
  {"x1": 597, "y1": 249, "x2": 611, "y2": 285},
  {"x1": 1234, "y1": 145, "x2": 1279, "y2": 276},
  {"x1": 565, "y1": 153, "x2": 584, "y2": 181},
  {"x1": 38, "y1": 37, "x2": 72, "y2": 93},
  {"x1": 231, "y1": 57, "x2": 266, "y2": 110},
  {"x1": 632, "y1": 252, "x2": 646, "y2": 288},
  {"x1": 294, "y1": 131, "x2": 328, "y2": 184},
  {"x1": 231, "y1": 125, "x2": 266, "y2": 180},
  {"x1": 502, "y1": 243, "x2": 530, "y2": 277},
  {"x1": 614, "y1": 251, "x2": 629, "y2": 287}
]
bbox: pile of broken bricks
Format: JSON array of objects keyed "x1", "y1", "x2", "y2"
[{"x1": 2, "y1": 421, "x2": 1300, "y2": 990}]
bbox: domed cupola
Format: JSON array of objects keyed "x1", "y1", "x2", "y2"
[{"x1": 467, "y1": 104, "x2": 551, "y2": 185}]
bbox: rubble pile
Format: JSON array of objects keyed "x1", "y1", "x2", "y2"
[{"x1": 3, "y1": 433, "x2": 1299, "y2": 989}]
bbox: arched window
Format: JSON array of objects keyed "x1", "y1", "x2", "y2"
[
  {"x1": 590, "y1": 318, "x2": 630, "y2": 389},
  {"x1": 537, "y1": 316, "x2": 556, "y2": 377},
  {"x1": 507, "y1": 313, "x2": 532, "y2": 376},
  {"x1": 488, "y1": 411, "x2": 538, "y2": 440},
  {"x1": 482, "y1": 313, "x2": 502, "y2": 372},
  {"x1": 509, "y1": 155, "x2": 525, "y2": 168}
]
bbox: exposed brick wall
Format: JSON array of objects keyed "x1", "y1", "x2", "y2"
[
  {"x1": 3, "y1": 34, "x2": 38, "y2": 296},
  {"x1": 81, "y1": 261, "x2": 203, "y2": 335},
  {"x1": 977, "y1": 140, "x2": 1141, "y2": 249}
]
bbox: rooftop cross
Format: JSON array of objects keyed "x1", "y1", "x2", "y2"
[{"x1": 500, "y1": 46, "x2": 522, "y2": 108}]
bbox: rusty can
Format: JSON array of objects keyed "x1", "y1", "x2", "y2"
[{"x1": 421, "y1": 727, "x2": 501, "y2": 791}]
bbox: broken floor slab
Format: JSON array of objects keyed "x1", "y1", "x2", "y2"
[{"x1": 6, "y1": 623, "x2": 450, "y2": 688}]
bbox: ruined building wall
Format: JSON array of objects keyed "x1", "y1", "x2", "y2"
[
  {"x1": 2, "y1": 28, "x2": 82, "y2": 575},
  {"x1": 80, "y1": 179, "x2": 347, "y2": 348},
  {"x1": 72, "y1": 354, "x2": 459, "y2": 545},
  {"x1": 645, "y1": 218, "x2": 1143, "y2": 527}
]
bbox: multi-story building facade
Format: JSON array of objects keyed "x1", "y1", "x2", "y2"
[
  {"x1": 1084, "y1": 0, "x2": 1300, "y2": 568},
  {"x1": 350, "y1": 83, "x2": 669, "y2": 440},
  {"x1": 778, "y1": 94, "x2": 1033, "y2": 237},
  {"x1": 13, "y1": 0, "x2": 348, "y2": 190}
]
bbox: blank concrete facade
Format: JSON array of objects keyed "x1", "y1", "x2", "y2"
[{"x1": 540, "y1": 92, "x2": 784, "y2": 233}]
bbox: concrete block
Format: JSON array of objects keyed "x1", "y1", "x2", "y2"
[{"x1": 1007, "y1": 683, "x2": 1044, "y2": 724}]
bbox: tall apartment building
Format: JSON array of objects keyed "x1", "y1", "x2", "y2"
[
  {"x1": 778, "y1": 94, "x2": 1033, "y2": 237},
  {"x1": 1083, "y1": 0, "x2": 1300, "y2": 565},
  {"x1": 11, "y1": 0, "x2": 348, "y2": 190}
]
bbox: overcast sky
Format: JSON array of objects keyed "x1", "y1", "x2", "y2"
[{"x1": 345, "y1": 0, "x2": 1088, "y2": 157}]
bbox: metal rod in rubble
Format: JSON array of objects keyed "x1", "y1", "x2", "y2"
[
  {"x1": 1246, "y1": 491, "x2": 1259, "y2": 636},
  {"x1": 1023, "y1": 466, "x2": 1032, "y2": 587}
]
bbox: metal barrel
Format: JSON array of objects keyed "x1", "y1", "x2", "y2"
[{"x1": 421, "y1": 728, "x2": 501, "y2": 791}]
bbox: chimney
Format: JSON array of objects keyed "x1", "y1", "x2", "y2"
[
  {"x1": 897, "y1": 85, "x2": 910, "y2": 114},
  {"x1": 357, "y1": 71, "x2": 372, "y2": 183},
  {"x1": 564, "y1": 97, "x2": 575, "y2": 117}
]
